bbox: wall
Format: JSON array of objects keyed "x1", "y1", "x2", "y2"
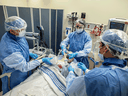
[
  {"x1": 50, "y1": 0, "x2": 128, "y2": 32},
  {"x1": 0, "y1": 0, "x2": 51, "y2": 8}
]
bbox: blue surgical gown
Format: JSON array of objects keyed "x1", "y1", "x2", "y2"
[
  {"x1": 60, "y1": 31, "x2": 92, "y2": 68},
  {"x1": 0, "y1": 32, "x2": 40, "y2": 94},
  {"x1": 66, "y1": 58, "x2": 128, "y2": 96}
]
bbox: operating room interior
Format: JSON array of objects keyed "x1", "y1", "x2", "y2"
[{"x1": 0, "y1": 0, "x2": 128, "y2": 95}]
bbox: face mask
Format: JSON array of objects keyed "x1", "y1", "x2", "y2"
[
  {"x1": 76, "y1": 28, "x2": 83, "y2": 33},
  {"x1": 98, "y1": 53, "x2": 104, "y2": 61},
  {"x1": 18, "y1": 30, "x2": 26, "y2": 37}
]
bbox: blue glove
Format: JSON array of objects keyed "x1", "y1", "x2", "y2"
[
  {"x1": 29, "y1": 53, "x2": 38, "y2": 59},
  {"x1": 95, "y1": 61, "x2": 99, "y2": 65},
  {"x1": 77, "y1": 62, "x2": 87, "y2": 72},
  {"x1": 61, "y1": 49, "x2": 67, "y2": 55},
  {"x1": 89, "y1": 57, "x2": 99, "y2": 65},
  {"x1": 68, "y1": 53, "x2": 78, "y2": 59},
  {"x1": 61, "y1": 45, "x2": 67, "y2": 55},
  {"x1": 61, "y1": 45, "x2": 66, "y2": 50},
  {"x1": 42, "y1": 57, "x2": 53, "y2": 65},
  {"x1": 68, "y1": 66, "x2": 74, "y2": 72}
]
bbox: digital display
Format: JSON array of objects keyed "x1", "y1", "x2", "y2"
[{"x1": 110, "y1": 22, "x2": 125, "y2": 31}]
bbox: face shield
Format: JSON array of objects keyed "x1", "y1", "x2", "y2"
[
  {"x1": 101, "y1": 39, "x2": 128, "y2": 60},
  {"x1": 93, "y1": 40, "x2": 104, "y2": 62},
  {"x1": 93, "y1": 29, "x2": 128, "y2": 61}
]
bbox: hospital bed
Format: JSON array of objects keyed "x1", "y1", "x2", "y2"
[
  {"x1": 3, "y1": 64, "x2": 68, "y2": 96},
  {"x1": 1, "y1": 50, "x2": 95, "y2": 96},
  {"x1": 2, "y1": 53, "x2": 72, "y2": 96}
]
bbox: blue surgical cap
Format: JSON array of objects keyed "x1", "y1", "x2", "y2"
[
  {"x1": 101, "y1": 29, "x2": 128, "y2": 54},
  {"x1": 5, "y1": 16, "x2": 27, "y2": 31}
]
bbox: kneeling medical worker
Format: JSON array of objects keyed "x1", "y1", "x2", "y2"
[
  {"x1": 66, "y1": 29, "x2": 128, "y2": 96},
  {"x1": 0, "y1": 16, "x2": 53, "y2": 95}
]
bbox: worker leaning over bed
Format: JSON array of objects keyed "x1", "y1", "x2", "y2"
[{"x1": 0, "y1": 16, "x2": 53, "y2": 95}]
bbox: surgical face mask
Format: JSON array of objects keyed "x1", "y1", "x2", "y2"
[
  {"x1": 98, "y1": 53, "x2": 104, "y2": 61},
  {"x1": 18, "y1": 30, "x2": 26, "y2": 37},
  {"x1": 76, "y1": 28, "x2": 83, "y2": 33}
]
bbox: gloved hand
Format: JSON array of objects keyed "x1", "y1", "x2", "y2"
[
  {"x1": 95, "y1": 61, "x2": 99, "y2": 65},
  {"x1": 61, "y1": 45, "x2": 67, "y2": 55},
  {"x1": 61, "y1": 49, "x2": 67, "y2": 55},
  {"x1": 42, "y1": 57, "x2": 53, "y2": 65},
  {"x1": 68, "y1": 66, "x2": 74, "y2": 72},
  {"x1": 77, "y1": 62, "x2": 87, "y2": 72},
  {"x1": 89, "y1": 57, "x2": 99, "y2": 65},
  {"x1": 68, "y1": 53, "x2": 78, "y2": 59},
  {"x1": 29, "y1": 53, "x2": 38, "y2": 59}
]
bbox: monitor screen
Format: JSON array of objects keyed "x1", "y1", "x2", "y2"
[{"x1": 109, "y1": 22, "x2": 125, "y2": 31}]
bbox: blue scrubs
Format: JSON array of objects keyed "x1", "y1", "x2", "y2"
[
  {"x1": 66, "y1": 58, "x2": 128, "y2": 96},
  {"x1": 60, "y1": 31, "x2": 92, "y2": 68},
  {"x1": 0, "y1": 32, "x2": 40, "y2": 94}
]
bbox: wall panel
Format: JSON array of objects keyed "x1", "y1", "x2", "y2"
[
  {"x1": 19, "y1": 7, "x2": 33, "y2": 48},
  {"x1": 41, "y1": 9, "x2": 49, "y2": 48},
  {"x1": 0, "y1": 6, "x2": 6, "y2": 40},
  {"x1": 56, "y1": 10, "x2": 63, "y2": 54},
  {"x1": 6, "y1": 6, "x2": 17, "y2": 17},
  {"x1": 51, "y1": 9, "x2": 56, "y2": 53}
]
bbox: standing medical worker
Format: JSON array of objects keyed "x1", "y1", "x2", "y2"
[
  {"x1": 66, "y1": 29, "x2": 128, "y2": 96},
  {"x1": 60, "y1": 19, "x2": 92, "y2": 68},
  {"x1": 0, "y1": 16, "x2": 53, "y2": 95}
]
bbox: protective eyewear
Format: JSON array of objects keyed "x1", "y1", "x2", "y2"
[
  {"x1": 76, "y1": 25, "x2": 83, "y2": 29},
  {"x1": 100, "y1": 42, "x2": 105, "y2": 47}
]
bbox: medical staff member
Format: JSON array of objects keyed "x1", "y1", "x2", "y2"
[
  {"x1": 66, "y1": 29, "x2": 128, "y2": 96},
  {"x1": 0, "y1": 16, "x2": 53, "y2": 95},
  {"x1": 60, "y1": 19, "x2": 92, "y2": 69}
]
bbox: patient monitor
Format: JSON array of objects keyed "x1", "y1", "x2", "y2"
[{"x1": 108, "y1": 18, "x2": 128, "y2": 34}]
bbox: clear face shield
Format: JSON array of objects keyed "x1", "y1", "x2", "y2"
[
  {"x1": 102, "y1": 39, "x2": 128, "y2": 60},
  {"x1": 93, "y1": 40, "x2": 128, "y2": 62},
  {"x1": 93, "y1": 40, "x2": 104, "y2": 62},
  {"x1": 93, "y1": 29, "x2": 128, "y2": 61}
]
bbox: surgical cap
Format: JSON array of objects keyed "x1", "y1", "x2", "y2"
[
  {"x1": 5, "y1": 16, "x2": 27, "y2": 31},
  {"x1": 75, "y1": 19, "x2": 85, "y2": 26},
  {"x1": 100, "y1": 29, "x2": 128, "y2": 59}
]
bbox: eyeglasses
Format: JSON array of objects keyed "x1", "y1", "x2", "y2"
[
  {"x1": 101, "y1": 42, "x2": 105, "y2": 47},
  {"x1": 75, "y1": 23, "x2": 84, "y2": 29},
  {"x1": 76, "y1": 25, "x2": 83, "y2": 29},
  {"x1": 99, "y1": 42, "x2": 105, "y2": 48}
]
